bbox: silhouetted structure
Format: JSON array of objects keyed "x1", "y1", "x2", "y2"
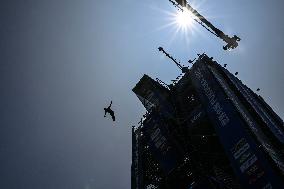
[{"x1": 131, "y1": 54, "x2": 284, "y2": 189}]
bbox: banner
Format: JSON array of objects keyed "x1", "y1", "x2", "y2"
[
  {"x1": 142, "y1": 112, "x2": 182, "y2": 174},
  {"x1": 223, "y1": 68, "x2": 284, "y2": 144},
  {"x1": 190, "y1": 61, "x2": 283, "y2": 188},
  {"x1": 133, "y1": 75, "x2": 173, "y2": 117}
]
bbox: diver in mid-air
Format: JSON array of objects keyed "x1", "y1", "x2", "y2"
[{"x1": 104, "y1": 101, "x2": 115, "y2": 121}]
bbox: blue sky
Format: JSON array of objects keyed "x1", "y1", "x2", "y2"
[{"x1": 0, "y1": 0, "x2": 283, "y2": 188}]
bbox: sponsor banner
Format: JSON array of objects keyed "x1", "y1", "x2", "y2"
[
  {"x1": 219, "y1": 68, "x2": 284, "y2": 174},
  {"x1": 133, "y1": 75, "x2": 174, "y2": 117},
  {"x1": 190, "y1": 61, "x2": 283, "y2": 188},
  {"x1": 187, "y1": 105, "x2": 206, "y2": 128},
  {"x1": 223, "y1": 68, "x2": 284, "y2": 144},
  {"x1": 142, "y1": 112, "x2": 182, "y2": 174}
]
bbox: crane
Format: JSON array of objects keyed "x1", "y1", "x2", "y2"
[
  {"x1": 170, "y1": 0, "x2": 241, "y2": 50},
  {"x1": 158, "y1": 47, "x2": 189, "y2": 73}
]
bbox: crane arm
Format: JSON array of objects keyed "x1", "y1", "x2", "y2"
[{"x1": 173, "y1": 0, "x2": 240, "y2": 50}]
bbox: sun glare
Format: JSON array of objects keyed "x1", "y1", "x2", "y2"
[
  {"x1": 172, "y1": 7, "x2": 198, "y2": 44},
  {"x1": 151, "y1": 2, "x2": 205, "y2": 45},
  {"x1": 175, "y1": 9, "x2": 194, "y2": 29}
]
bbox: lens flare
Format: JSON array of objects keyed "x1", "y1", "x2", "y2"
[
  {"x1": 175, "y1": 9, "x2": 194, "y2": 30},
  {"x1": 149, "y1": 2, "x2": 206, "y2": 46}
]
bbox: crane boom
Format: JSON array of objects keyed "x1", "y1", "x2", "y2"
[{"x1": 173, "y1": 0, "x2": 240, "y2": 50}]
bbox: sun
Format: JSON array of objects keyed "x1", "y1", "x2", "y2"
[
  {"x1": 175, "y1": 8, "x2": 195, "y2": 30},
  {"x1": 151, "y1": 3, "x2": 203, "y2": 45},
  {"x1": 171, "y1": 7, "x2": 198, "y2": 44}
]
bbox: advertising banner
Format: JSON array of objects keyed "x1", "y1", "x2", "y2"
[
  {"x1": 190, "y1": 61, "x2": 283, "y2": 188},
  {"x1": 186, "y1": 104, "x2": 206, "y2": 129},
  {"x1": 142, "y1": 112, "x2": 182, "y2": 174},
  {"x1": 133, "y1": 75, "x2": 173, "y2": 117},
  {"x1": 223, "y1": 68, "x2": 284, "y2": 144}
]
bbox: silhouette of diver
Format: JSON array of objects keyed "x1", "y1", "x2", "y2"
[{"x1": 104, "y1": 101, "x2": 115, "y2": 121}]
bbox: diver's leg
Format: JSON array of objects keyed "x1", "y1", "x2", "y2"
[
  {"x1": 110, "y1": 112, "x2": 115, "y2": 121},
  {"x1": 111, "y1": 114, "x2": 115, "y2": 121}
]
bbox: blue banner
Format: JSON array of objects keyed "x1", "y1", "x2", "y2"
[
  {"x1": 223, "y1": 68, "x2": 284, "y2": 144},
  {"x1": 133, "y1": 75, "x2": 174, "y2": 117},
  {"x1": 142, "y1": 112, "x2": 182, "y2": 174},
  {"x1": 190, "y1": 61, "x2": 284, "y2": 188}
]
